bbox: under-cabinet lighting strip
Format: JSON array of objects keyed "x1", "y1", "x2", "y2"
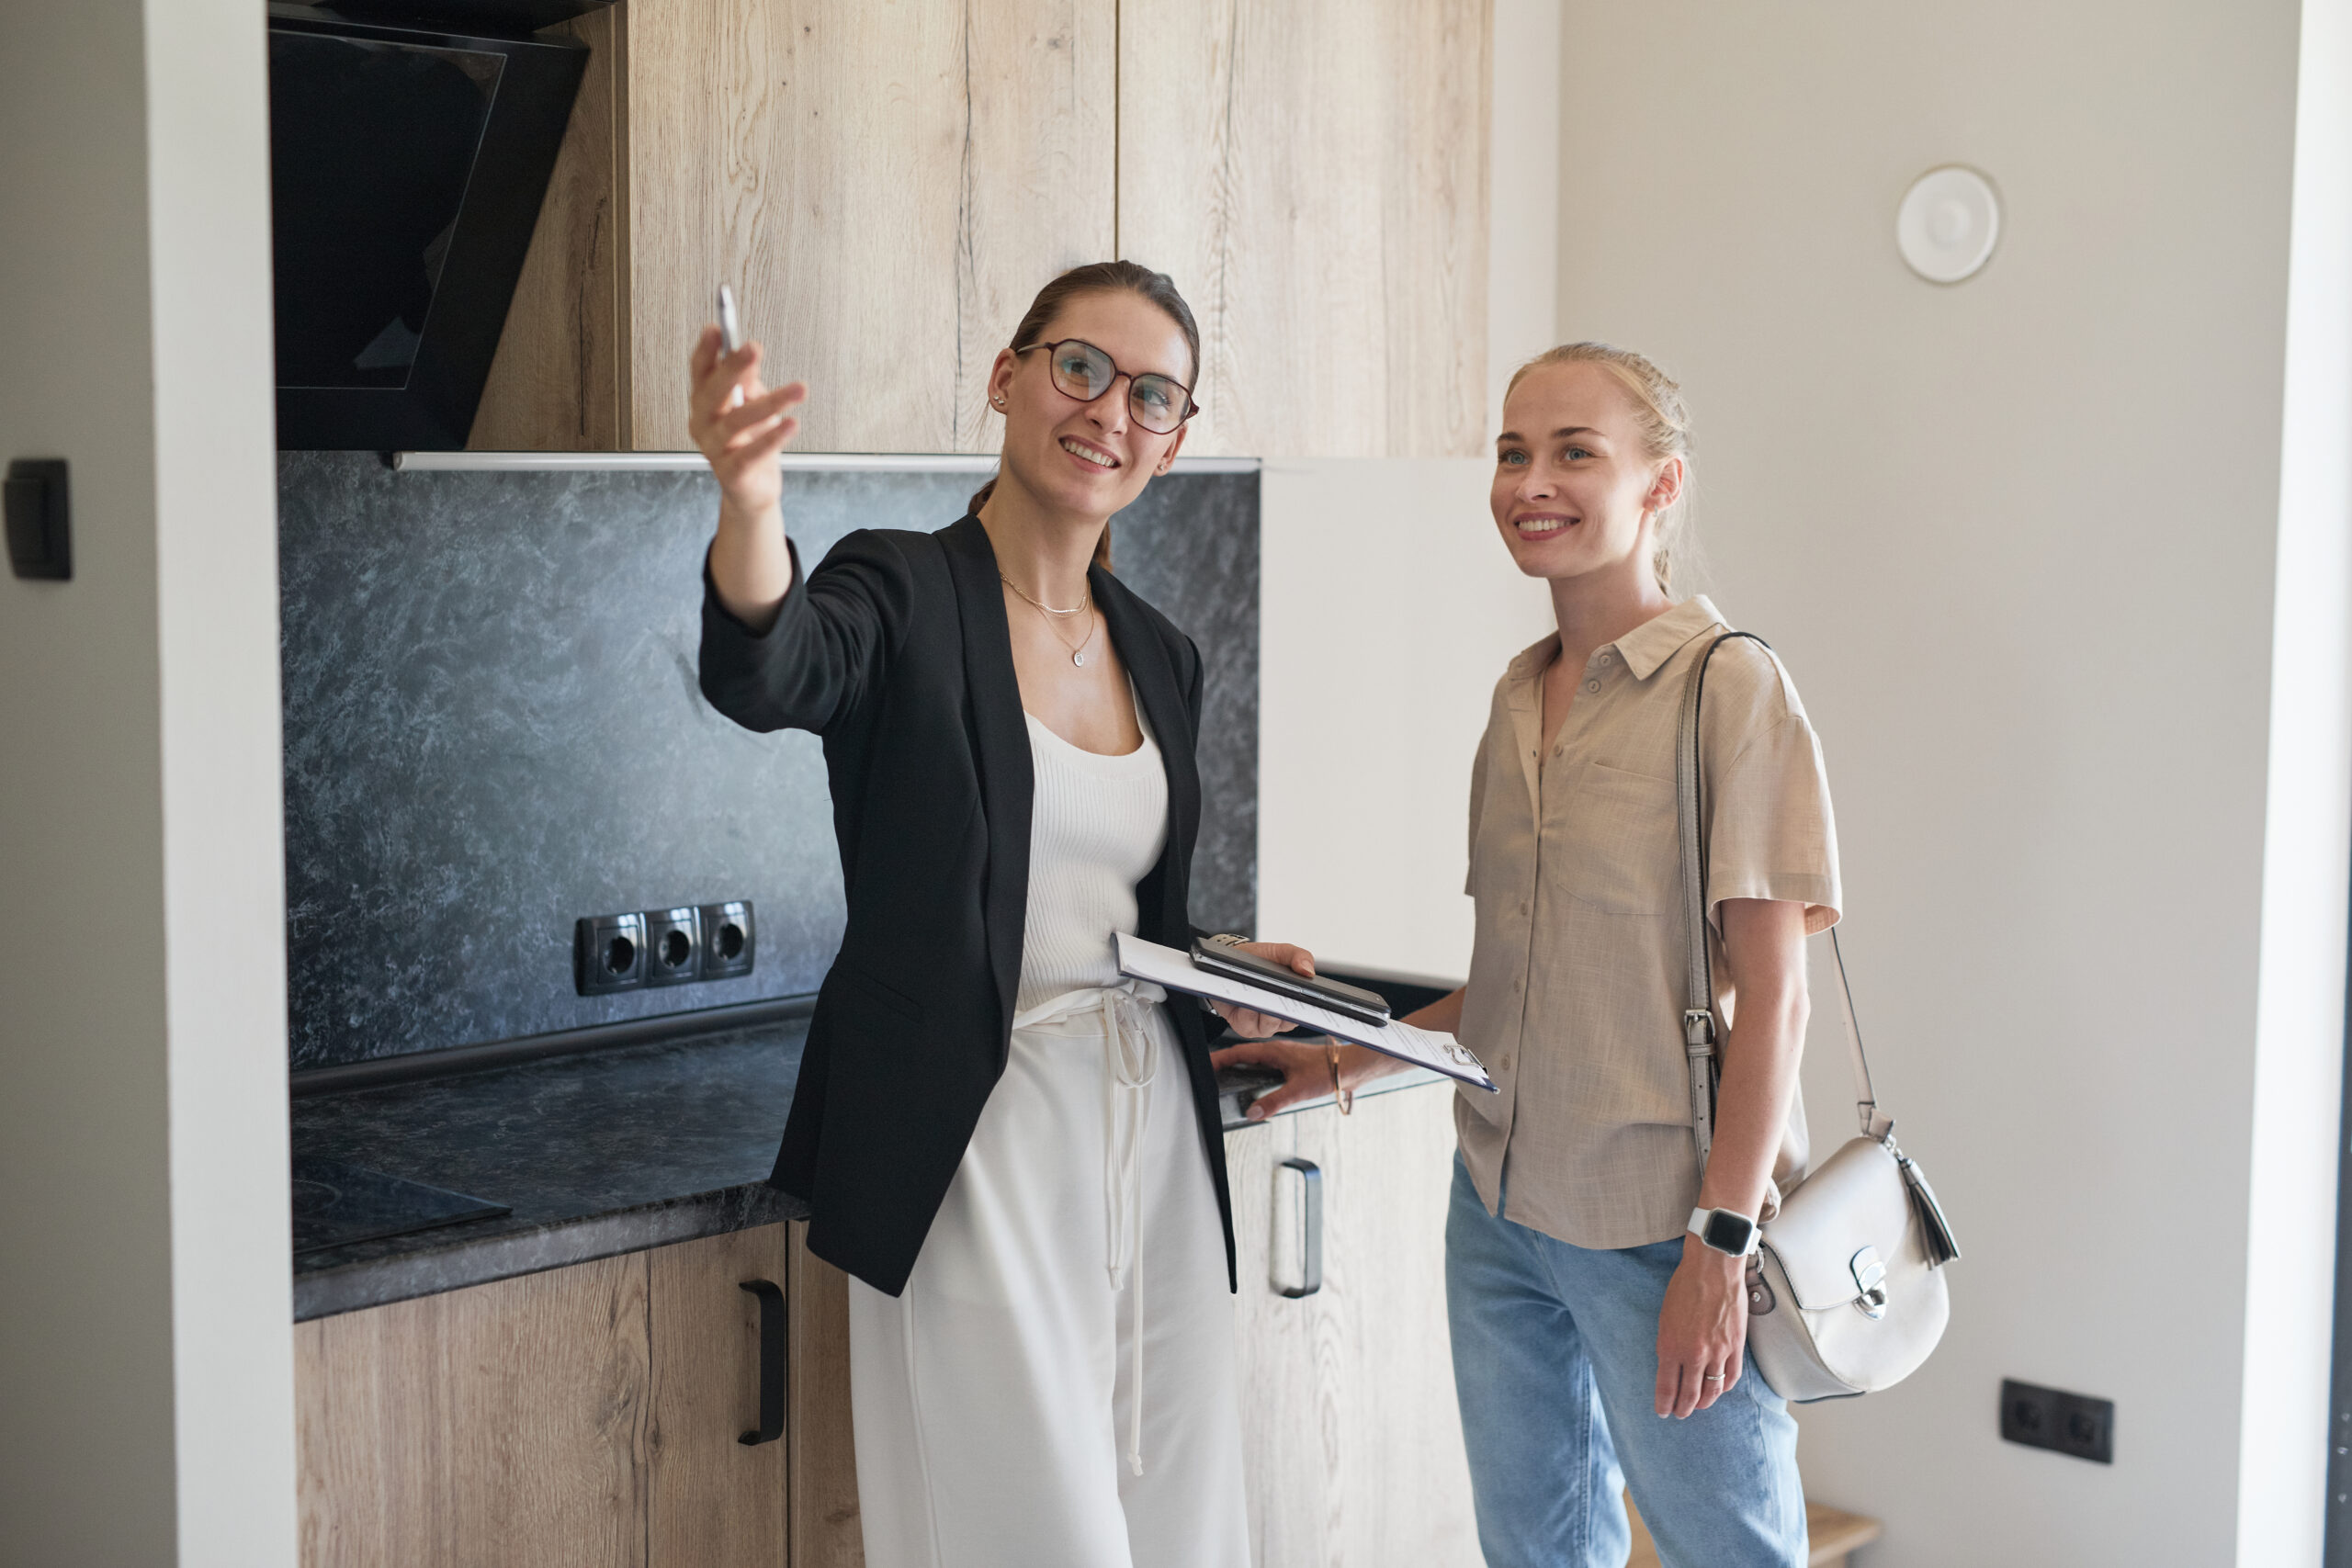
[{"x1": 390, "y1": 450, "x2": 1262, "y2": 475}]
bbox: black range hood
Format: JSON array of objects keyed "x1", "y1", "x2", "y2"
[{"x1": 268, "y1": 2, "x2": 590, "y2": 450}]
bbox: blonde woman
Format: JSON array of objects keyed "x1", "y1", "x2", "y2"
[{"x1": 1219, "y1": 344, "x2": 1838, "y2": 1567}]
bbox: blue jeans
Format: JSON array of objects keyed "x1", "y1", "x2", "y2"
[{"x1": 1444, "y1": 1155, "x2": 1805, "y2": 1568}]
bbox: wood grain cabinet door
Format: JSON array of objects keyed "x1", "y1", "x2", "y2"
[
  {"x1": 294, "y1": 1254, "x2": 653, "y2": 1568},
  {"x1": 468, "y1": 4, "x2": 628, "y2": 452},
  {"x1": 1116, "y1": 0, "x2": 1492, "y2": 459},
  {"x1": 786, "y1": 1221, "x2": 865, "y2": 1568},
  {"x1": 646, "y1": 1223, "x2": 796, "y2": 1567},
  {"x1": 623, "y1": 0, "x2": 1119, "y2": 454},
  {"x1": 1226, "y1": 1084, "x2": 1481, "y2": 1566}
]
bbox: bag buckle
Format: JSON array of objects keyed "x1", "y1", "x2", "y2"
[
  {"x1": 1682, "y1": 1009, "x2": 1717, "y2": 1050},
  {"x1": 1850, "y1": 1246, "x2": 1888, "y2": 1319}
]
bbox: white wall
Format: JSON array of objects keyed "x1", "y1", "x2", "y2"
[
  {"x1": 0, "y1": 0, "x2": 296, "y2": 1562},
  {"x1": 1551, "y1": 2, "x2": 2315, "y2": 1562},
  {"x1": 1488, "y1": 0, "x2": 1564, "y2": 433}
]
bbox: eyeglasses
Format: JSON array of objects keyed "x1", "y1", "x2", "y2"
[{"x1": 1014, "y1": 339, "x2": 1198, "y2": 434}]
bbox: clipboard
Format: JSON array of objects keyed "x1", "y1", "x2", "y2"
[{"x1": 1114, "y1": 933, "x2": 1497, "y2": 1092}]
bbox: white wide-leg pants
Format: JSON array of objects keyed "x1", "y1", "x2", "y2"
[{"x1": 846, "y1": 986, "x2": 1250, "y2": 1568}]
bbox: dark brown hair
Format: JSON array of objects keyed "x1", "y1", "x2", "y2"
[{"x1": 967, "y1": 260, "x2": 1203, "y2": 559}]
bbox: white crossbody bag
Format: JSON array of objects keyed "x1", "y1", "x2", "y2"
[{"x1": 1677, "y1": 632, "x2": 1959, "y2": 1403}]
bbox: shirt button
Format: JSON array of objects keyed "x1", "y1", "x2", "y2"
[
  {"x1": 1498, "y1": 1054, "x2": 1513, "y2": 1071},
  {"x1": 1585, "y1": 680, "x2": 1600, "y2": 694},
  {"x1": 1600, "y1": 652, "x2": 1613, "y2": 665}
]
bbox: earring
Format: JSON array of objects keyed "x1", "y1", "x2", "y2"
[{"x1": 991, "y1": 394, "x2": 1006, "y2": 409}]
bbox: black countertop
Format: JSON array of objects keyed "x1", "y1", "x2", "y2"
[
  {"x1": 291, "y1": 1022, "x2": 811, "y2": 1320},
  {"x1": 291, "y1": 1013, "x2": 1449, "y2": 1322}
]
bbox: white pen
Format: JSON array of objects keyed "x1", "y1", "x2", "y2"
[{"x1": 718, "y1": 284, "x2": 744, "y2": 409}]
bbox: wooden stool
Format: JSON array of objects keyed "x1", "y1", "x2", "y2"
[{"x1": 1626, "y1": 1494, "x2": 1883, "y2": 1567}]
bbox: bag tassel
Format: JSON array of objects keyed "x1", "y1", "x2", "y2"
[{"x1": 1899, "y1": 1154, "x2": 1961, "y2": 1267}]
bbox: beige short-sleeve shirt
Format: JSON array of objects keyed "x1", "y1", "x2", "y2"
[{"x1": 1455, "y1": 596, "x2": 1842, "y2": 1250}]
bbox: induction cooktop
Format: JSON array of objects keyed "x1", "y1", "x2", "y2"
[{"x1": 291, "y1": 1156, "x2": 511, "y2": 1255}]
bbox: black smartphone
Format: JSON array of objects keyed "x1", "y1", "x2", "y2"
[{"x1": 1190, "y1": 940, "x2": 1391, "y2": 1027}]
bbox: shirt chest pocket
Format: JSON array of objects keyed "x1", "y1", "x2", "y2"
[{"x1": 1555, "y1": 759, "x2": 1676, "y2": 916}]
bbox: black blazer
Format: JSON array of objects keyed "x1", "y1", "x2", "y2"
[{"x1": 698, "y1": 514, "x2": 1233, "y2": 1297}]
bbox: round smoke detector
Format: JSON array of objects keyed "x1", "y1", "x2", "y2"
[{"x1": 1896, "y1": 165, "x2": 2000, "y2": 284}]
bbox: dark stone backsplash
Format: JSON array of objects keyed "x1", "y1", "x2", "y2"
[{"x1": 278, "y1": 454, "x2": 1258, "y2": 1069}]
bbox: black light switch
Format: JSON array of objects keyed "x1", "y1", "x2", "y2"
[{"x1": 6, "y1": 458, "x2": 71, "y2": 581}]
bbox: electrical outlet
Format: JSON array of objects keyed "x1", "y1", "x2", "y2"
[
  {"x1": 574, "y1": 913, "x2": 646, "y2": 996},
  {"x1": 2000, "y1": 1378, "x2": 2113, "y2": 1464},
  {"x1": 698, "y1": 899, "x2": 755, "y2": 980},
  {"x1": 643, "y1": 907, "x2": 702, "y2": 987}
]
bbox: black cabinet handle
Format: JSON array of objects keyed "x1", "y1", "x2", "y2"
[
  {"x1": 738, "y1": 1279, "x2": 786, "y2": 1445},
  {"x1": 1275, "y1": 1156, "x2": 1323, "y2": 1299}
]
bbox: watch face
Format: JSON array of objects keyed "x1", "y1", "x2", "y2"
[{"x1": 1703, "y1": 1212, "x2": 1753, "y2": 1254}]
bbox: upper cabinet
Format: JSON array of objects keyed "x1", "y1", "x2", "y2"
[
  {"x1": 1115, "y1": 0, "x2": 1491, "y2": 459},
  {"x1": 470, "y1": 0, "x2": 1489, "y2": 457},
  {"x1": 624, "y1": 0, "x2": 1117, "y2": 453},
  {"x1": 469, "y1": 6, "x2": 630, "y2": 452}
]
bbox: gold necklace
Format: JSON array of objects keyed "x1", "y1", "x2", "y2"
[
  {"x1": 1001, "y1": 574, "x2": 1099, "y2": 667},
  {"x1": 999, "y1": 572, "x2": 1089, "y2": 616}
]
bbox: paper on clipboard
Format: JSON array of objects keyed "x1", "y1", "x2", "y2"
[{"x1": 1114, "y1": 933, "x2": 1496, "y2": 1091}]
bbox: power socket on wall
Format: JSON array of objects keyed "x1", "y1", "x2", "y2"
[
  {"x1": 1999, "y1": 1378, "x2": 2113, "y2": 1464},
  {"x1": 573, "y1": 900, "x2": 756, "y2": 997},
  {"x1": 644, "y1": 908, "x2": 701, "y2": 987}
]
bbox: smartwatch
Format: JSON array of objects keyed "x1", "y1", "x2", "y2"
[{"x1": 1688, "y1": 1206, "x2": 1761, "y2": 1258}]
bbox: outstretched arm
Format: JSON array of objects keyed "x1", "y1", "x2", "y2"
[
  {"x1": 689, "y1": 326, "x2": 910, "y2": 738},
  {"x1": 687, "y1": 323, "x2": 807, "y2": 632}
]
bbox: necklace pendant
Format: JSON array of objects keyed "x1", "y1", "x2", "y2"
[{"x1": 1072, "y1": 649, "x2": 1087, "y2": 667}]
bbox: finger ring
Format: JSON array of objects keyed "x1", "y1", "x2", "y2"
[{"x1": 1702, "y1": 1372, "x2": 1725, "y2": 1382}]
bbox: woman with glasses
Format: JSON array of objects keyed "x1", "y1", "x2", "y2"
[{"x1": 690, "y1": 261, "x2": 1305, "y2": 1568}]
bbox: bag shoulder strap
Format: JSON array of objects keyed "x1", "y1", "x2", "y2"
[{"x1": 1677, "y1": 631, "x2": 1890, "y2": 1180}]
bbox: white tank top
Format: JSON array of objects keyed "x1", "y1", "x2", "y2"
[{"x1": 1014, "y1": 696, "x2": 1170, "y2": 1015}]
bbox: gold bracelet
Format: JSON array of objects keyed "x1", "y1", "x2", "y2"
[{"x1": 1326, "y1": 1041, "x2": 1353, "y2": 1116}]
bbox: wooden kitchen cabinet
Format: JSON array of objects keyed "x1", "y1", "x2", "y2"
[
  {"x1": 1226, "y1": 1080, "x2": 1482, "y2": 1565},
  {"x1": 786, "y1": 1226, "x2": 864, "y2": 1568},
  {"x1": 1115, "y1": 0, "x2": 1492, "y2": 459},
  {"x1": 295, "y1": 1094, "x2": 1470, "y2": 1567},
  {"x1": 647, "y1": 1225, "x2": 795, "y2": 1565},
  {"x1": 294, "y1": 1251, "x2": 652, "y2": 1568},
  {"x1": 621, "y1": 0, "x2": 1119, "y2": 454},
  {"x1": 772, "y1": 1081, "x2": 1476, "y2": 1568},
  {"x1": 467, "y1": 3, "x2": 629, "y2": 451},
  {"x1": 295, "y1": 1222, "x2": 798, "y2": 1567},
  {"x1": 469, "y1": 0, "x2": 1489, "y2": 457}
]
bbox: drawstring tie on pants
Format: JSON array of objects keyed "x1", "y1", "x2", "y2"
[{"x1": 1010, "y1": 980, "x2": 1164, "y2": 1477}]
